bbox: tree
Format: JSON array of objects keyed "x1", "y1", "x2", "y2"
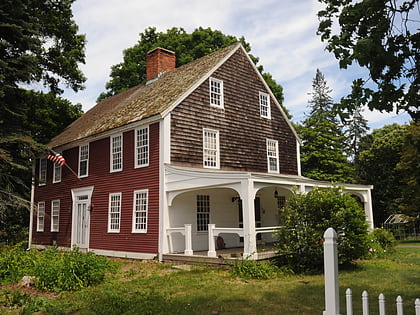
[
  {"x1": 97, "y1": 27, "x2": 290, "y2": 117},
  {"x1": 355, "y1": 124, "x2": 407, "y2": 225},
  {"x1": 343, "y1": 103, "x2": 369, "y2": 161},
  {"x1": 298, "y1": 69, "x2": 353, "y2": 182},
  {"x1": 317, "y1": 0, "x2": 419, "y2": 120},
  {"x1": 275, "y1": 187, "x2": 368, "y2": 272},
  {"x1": 0, "y1": 0, "x2": 86, "y2": 242}
]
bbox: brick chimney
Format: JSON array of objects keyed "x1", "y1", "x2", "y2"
[{"x1": 146, "y1": 47, "x2": 176, "y2": 82}]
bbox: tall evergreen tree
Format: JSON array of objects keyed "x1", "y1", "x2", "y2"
[
  {"x1": 343, "y1": 104, "x2": 369, "y2": 161},
  {"x1": 298, "y1": 69, "x2": 353, "y2": 183}
]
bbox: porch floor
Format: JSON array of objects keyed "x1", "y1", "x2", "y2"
[{"x1": 163, "y1": 243, "x2": 278, "y2": 264}]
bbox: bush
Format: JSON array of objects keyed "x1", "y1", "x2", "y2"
[
  {"x1": 366, "y1": 228, "x2": 396, "y2": 257},
  {"x1": 274, "y1": 187, "x2": 369, "y2": 273},
  {"x1": 230, "y1": 259, "x2": 289, "y2": 280}
]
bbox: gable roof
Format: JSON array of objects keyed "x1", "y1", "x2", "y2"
[{"x1": 49, "y1": 42, "x2": 300, "y2": 149}]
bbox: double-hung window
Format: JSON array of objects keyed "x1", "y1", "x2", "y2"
[
  {"x1": 53, "y1": 158, "x2": 62, "y2": 183},
  {"x1": 203, "y1": 128, "x2": 220, "y2": 169},
  {"x1": 209, "y1": 77, "x2": 224, "y2": 108},
  {"x1": 37, "y1": 201, "x2": 45, "y2": 232},
  {"x1": 110, "y1": 134, "x2": 123, "y2": 172},
  {"x1": 259, "y1": 92, "x2": 271, "y2": 119},
  {"x1": 197, "y1": 195, "x2": 210, "y2": 232},
  {"x1": 132, "y1": 190, "x2": 148, "y2": 233},
  {"x1": 51, "y1": 200, "x2": 60, "y2": 232},
  {"x1": 108, "y1": 193, "x2": 121, "y2": 233},
  {"x1": 78, "y1": 143, "x2": 89, "y2": 178},
  {"x1": 39, "y1": 158, "x2": 47, "y2": 186},
  {"x1": 267, "y1": 139, "x2": 279, "y2": 173},
  {"x1": 135, "y1": 126, "x2": 149, "y2": 168}
]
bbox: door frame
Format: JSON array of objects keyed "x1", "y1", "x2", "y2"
[{"x1": 71, "y1": 186, "x2": 94, "y2": 249}]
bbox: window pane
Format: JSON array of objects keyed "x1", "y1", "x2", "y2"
[
  {"x1": 51, "y1": 200, "x2": 60, "y2": 232},
  {"x1": 197, "y1": 195, "x2": 210, "y2": 231},
  {"x1": 135, "y1": 127, "x2": 149, "y2": 167},
  {"x1": 108, "y1": 193, "x2": 121, "y2": 232},
  {"x1": 203, "y1": 129, "x2": 219, "y2": 168},
  {"x1": 133, "y1": 190, "x2": 148, "y2": 232},
  {"x1": 111, "y1": 134, "x2": 122, "y2": 171},
  {"x1": 210, "y1": 78, "x2": 223, "y2": 108}
]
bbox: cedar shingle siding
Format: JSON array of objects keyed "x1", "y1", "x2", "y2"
[{"x1": 171, "y1": 48, "x2": 298, "y2": 175}]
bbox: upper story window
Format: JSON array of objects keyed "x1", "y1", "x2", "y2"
[
  {"x1": 267, "y1": 139, "x2": 279, "y2": 173},
  {"x1": 51, "y1": 200, "x2": 60, "y2": 232},
  {"x1": 52, "y1": 158, "x2": 62, "y2": 183},
  {"x1": 209, "y1": 77, "x2": 224, "y2": 108},
  {"x1": 132, "y1": 189, "x2": 148, "y2": 233},
  {"x1": 39, "y1": 158, "x2": 47, "y2": 186},
  {"x1": 203, "y1": 128, "x2": 220, "y2": 169},
  {"x1": 259, "y1": 92, "x2": 271, "y2": 119},
  {"x1": 108, "y1": 193, "x2": 121, "y2": 233},
  {"x1": 135, "y1": 126, "x2": 149, "y2": 168},
  {"x1": 110, "y1": 134, "x2": 123, "y2": 172},
  {"x1": 37, "y1": 201, "x2": 45, "y2": 232},
  {"x1": 78, "y1": 143, "x2": 89, "y2": 178}
]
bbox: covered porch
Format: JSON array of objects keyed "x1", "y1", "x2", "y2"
[{"x1": 160, "y1": 165, "x2": 374, "y2": 261}]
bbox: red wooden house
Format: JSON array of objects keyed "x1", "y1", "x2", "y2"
[{"x1": 30, "y1": 43, "x2": 373, "y2": 260}]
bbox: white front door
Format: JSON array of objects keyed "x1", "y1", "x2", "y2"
[{"x1": 71, "y1": 187, "x2": 94, "y2": 250}]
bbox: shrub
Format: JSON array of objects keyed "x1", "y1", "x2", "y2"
[
  {"x1": 230, "y1": 259, "x2": 288, "y2": 280},
  {"x1": 366, "y1": 228, "x2": 396, "y2": 257},
  {"x1": 274, "y1": 187, "x2": 369, "y2": 273}
]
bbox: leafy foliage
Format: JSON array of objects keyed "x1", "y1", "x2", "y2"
[
  {"x1": 298, "y1": 69, "x2": 353, "y2": 182},
  {"x1": 275, "y1": 187, "x2": 368, "y2": 272},
  {"x1": 366, "y1": 228, "x2": 396, "y2": 258},
  {"x1": 317, "y1": 0, "x2": 419, "y2": 120},
  {"x1": 0, "y1": 245, "x2": 117, "y2": 292},
  {"x1": 230, "y1": 259, "x2": 289, "y2": 280}
]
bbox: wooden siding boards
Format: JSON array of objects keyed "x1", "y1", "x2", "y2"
[
  {"x1": 170, "y1": 48, "x2": 298, "y2": 175},
  {"x1": 32, "y1": 122, "x2": 160, "y2": 254}
]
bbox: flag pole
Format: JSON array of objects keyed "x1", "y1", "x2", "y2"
[{"x1": 64, "y1": 163, "x2": 80, "y2": 180}]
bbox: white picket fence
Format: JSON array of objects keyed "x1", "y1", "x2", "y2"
[{"x1": 323, "y1": 227, "x2": 420, "y2": 315}]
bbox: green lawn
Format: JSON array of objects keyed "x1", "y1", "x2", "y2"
[{"x1": 1, "y1": 247, "x2": 419, "y2": 314}]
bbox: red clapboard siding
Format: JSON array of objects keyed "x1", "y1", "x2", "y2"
[{"x1": 33, "y1": 122, "x2": 160, "y2": 254}]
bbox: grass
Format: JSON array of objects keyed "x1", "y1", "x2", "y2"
[{"x1": 1, "y1": 248, "x2": 419, "y2": 314}]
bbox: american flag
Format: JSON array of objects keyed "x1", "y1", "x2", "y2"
[{"x1": 47, "y1": 150, "x2": 66, "y2": 166}]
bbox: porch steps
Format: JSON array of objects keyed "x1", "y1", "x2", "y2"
[{"x1": 163, "y1": 253, "x2": 236, "y2": 265}]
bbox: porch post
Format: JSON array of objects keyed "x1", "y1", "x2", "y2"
[
  {"x1": 364, "y1": 189, "x2": 374, "y2": 231},
  {"x1": 184, "y1": 224, "x2": 193, "y2": 255},
  {"x1": 241, "y1": 179, "x2": 257, "y2": 259},
  {"x1": 208, "y1": 224, "x2": 217, "y2": 257}
]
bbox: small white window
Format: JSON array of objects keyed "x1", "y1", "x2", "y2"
[
  {"x1": 259, "y1": 92, "x2": 271, "y2": 119},
  {"x1": 37, "y1": 201, "x2": 45, "y2": 232},
  {"x1": 108, "y1": 193, "x2": 121, "y2": 233},
  {"x1": 39, "y1": 158, "x2": 47, "y2": 186},
  {"x1": 135, "y1": 126, "x2": 149, "y2": 168},
  {"x1": 53, "y1": 159, "x2": 62, "y2": 183},
  {"x1": 132, "y1": 190, "x2": 148, "y2": 233},
  {"x1": 51, "y1": 200, "x2": 60, "y2": 232},
  {"x1": 203, "y1": 128, "x2": 220, "y2": 169},
  {"x1": 78, "y1": 143, "x2": 89, "y2": 178},
  {"x1": 209, "y1": 77, "x2": 224, "y2": 108},
  {"x1": 110, "y1": 134, "x2": 123, "y2": 172},
  {"x1": 197, "y1": 195, "x2": 210, "y2": 232},
  {"x1": 267, "y1": 139, "x2": 279, "y2": 173}
]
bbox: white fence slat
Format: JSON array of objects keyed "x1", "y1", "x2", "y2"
[
  {"x1": 323, "y1": 228, "x2": 340, "y2": 315},
  {"x1": 396, "y1": 296, "x2": 403, "y2": 315},
  {"x1": 362, "y1": 290, "x2": 369, "y2": 315},
  {"x1": 346, "y1": 288, "x2": 353, "y2": 315},
  {"x1": 415, "y1": 298, "x2": 420, "y2": 315},
  {"x1": 379, "y1": 293, "x2": 386, "y2": 315}
]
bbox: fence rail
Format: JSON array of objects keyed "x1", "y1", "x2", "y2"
[{"x1": 323, "y1": 227, "x2": 420, "y2": 315}]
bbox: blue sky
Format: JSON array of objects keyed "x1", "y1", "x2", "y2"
[{"x1": 64, "y1": 0, "x2": 412, "y2": 130}]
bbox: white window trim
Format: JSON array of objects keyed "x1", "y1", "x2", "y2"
[
  {"x1": 39, "y1": 158, "x2": 47, "y2": 186},
  {"x1": 108, "y1": 192, "x2": 121, "y2": 233},
  {"x1": 51, "y1": 199, "x2": 60, "y2": 232},
  {"x1": 110, "y1": 133, "x2": 123, "y2": 172},
  {"x1": 132, "y1": 189, "x2": 148, "y2": 233},
  {"x1": 203, "y1": 128, "x2": 220, "y2": 169},
  {"x1": 52, "y1": 158, "x2": 62, "y2": 183},
  {"x1": 209, "y1": 77, "x2": 224, "y2": 109},
  {"x1": 78, "y1": 143, "x2": 89, "y2": 178},
  {"x1": 259, "y1": 92, "x2": 271, "y2": 119},
  {"x1": 267, "y1": 139, "x2": 280, "y2": 173},
  {"x1": 37, "y1": 201, "x2": 45, "y2": 232},
  {"x1": 134, "y1": 126, "x2": 149, "y2": 168}
]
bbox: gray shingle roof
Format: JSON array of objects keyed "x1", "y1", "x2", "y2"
[{"x1": 49, "y1": 43, "x2": 241, "y2": 148}]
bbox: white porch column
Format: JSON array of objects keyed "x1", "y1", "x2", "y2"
[
  {"x1": 364, "y1": 189, "x2": 374, "y2": 230},
  {"x1": 241, "y1": 179, "x2": 257, "y2": 260},
  {"x1": 184, "y1": 224, "x2": 193, "y2": 255},
  {"x1": 208, "y1": 224, "x2": 217, "y2": 257}
]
